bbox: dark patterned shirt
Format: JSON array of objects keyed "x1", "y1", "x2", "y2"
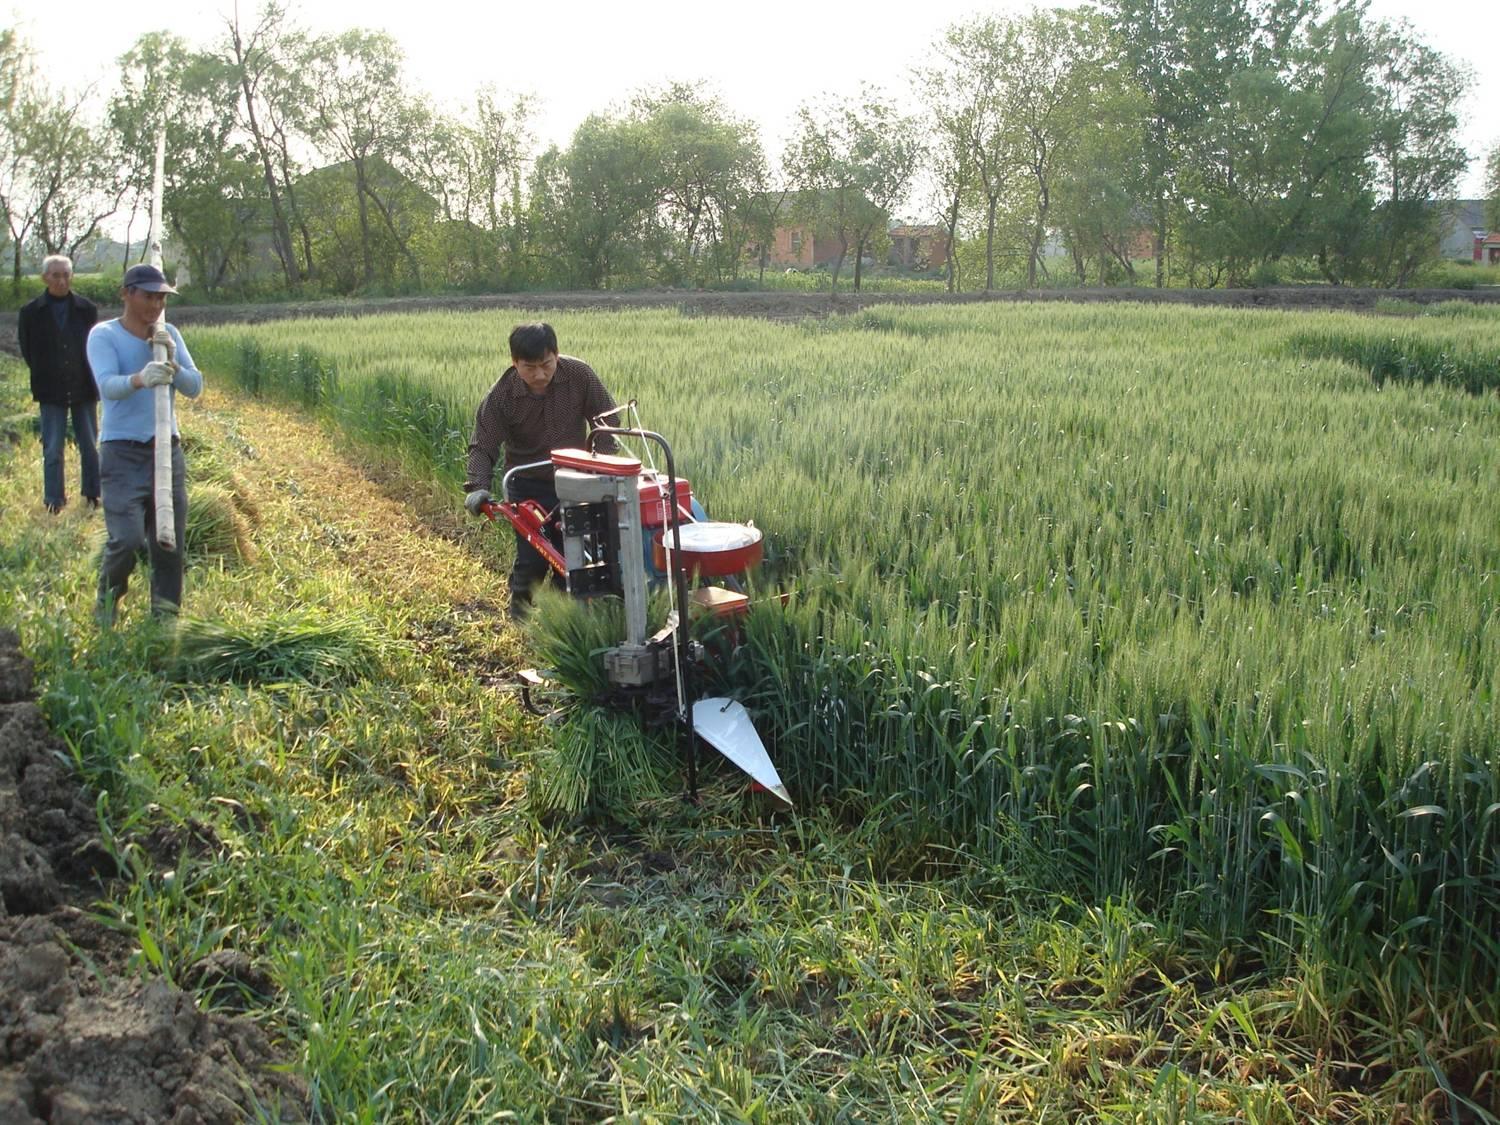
[{"x1": 464, "y1": 355, "x2": 618, "y2": 492}]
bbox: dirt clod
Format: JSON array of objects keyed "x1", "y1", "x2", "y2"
[
  {"x1": 0, "y1": 630, "x2": 307, "y2": 1121},
  {"x1": 0, "y1": 630, "x2": 34, "y2": 703}
]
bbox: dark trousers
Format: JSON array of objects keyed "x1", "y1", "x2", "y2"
[
  {"x1": 505, "y1": 475, "x2": 561, "y2": 614},
  {"x1": 97, "y1": 440, "x2": 188, "y2": 620},
  {"x1": 39, "y1": 402, "x2": 99, "y2": 508}
]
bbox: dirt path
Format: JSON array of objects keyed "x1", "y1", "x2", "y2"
[{"x1": 0, "y1": 376, "x2": 526, "y2": 1122}]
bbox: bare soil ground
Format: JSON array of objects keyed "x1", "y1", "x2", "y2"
[
  {"x1": 0, "y1": 630, "x2": 307, "y2": 1123},
  {"x1": 4, "y1": 285, "x2": 1499, "y2": 355}
]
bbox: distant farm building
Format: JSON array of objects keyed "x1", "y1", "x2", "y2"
[
  {"x1": 1438, "y1": 200, "x2": 1486, "y2": 259},
  {"x1": 887, "y1": 225, "x2": 949, "y2": 271},
  {"x1": 745, "y1": 190, "x2": 891, "y2": 271},
  {"x1": 760, "y1": 222, "x2": 846, "y2": 271}
]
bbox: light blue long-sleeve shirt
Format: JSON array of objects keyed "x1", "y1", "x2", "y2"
[{"x1": 87, "y1": 319, "x2": 203, "y2": 443}]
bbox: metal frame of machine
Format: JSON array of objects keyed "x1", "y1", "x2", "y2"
[{"x1": 479, "y1": 422, "x2": 790, "y2": 807}]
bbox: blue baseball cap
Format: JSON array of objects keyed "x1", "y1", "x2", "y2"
[{"x1": 123, "y1": 264, "x2": 177, "y2": 293}]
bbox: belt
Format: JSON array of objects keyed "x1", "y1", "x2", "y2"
[{"x1": 104, "y1": 436, "x2": 179, "y2": 447}]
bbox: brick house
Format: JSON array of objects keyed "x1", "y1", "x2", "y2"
[
  {"x1": 887, "y1": 225, "x2": 950, "y2": 271},
  {"x1": 744, "y1": 190, "x2": 878, "y2": 271},
  {"x1": 760, "y1": 223, "x2": 845, "y2": 270},
  {"x1": 1473, "y1": 229, "x2": 1500, "y2": 265}
]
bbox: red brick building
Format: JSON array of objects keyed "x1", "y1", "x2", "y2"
[
  {"x1": 759, "y1": 223, "x2": 846, "y2": 270},
  {"x1": 887, "y1": 225, "x2": 950, "y2": 271},
  {"x1": 1474, "y1": 230, "x2": 1500, "y2": 265},
  {"x1": 745, "y1": 190, "x2": 881, "y2": 271}
]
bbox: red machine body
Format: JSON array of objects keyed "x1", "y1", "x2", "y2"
[
  {"x1": 483, "y1": 425, "x2": 790, "y2": 807},
  {"x1": 486, "y1": 448, "x2": 757, "y2": 584},
  {"x1": 638, "y1": 474, "x2": 695, "y2": 528}
]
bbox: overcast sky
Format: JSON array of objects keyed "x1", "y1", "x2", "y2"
[{"x1": 6, "y1": 0, "x2": 1496, "y2": 205}]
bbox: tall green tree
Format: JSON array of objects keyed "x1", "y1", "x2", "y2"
[
  {"x1": 1051, "y1": 73, "x2": 1147, "y2": 285},
  {"x1": 923, "y1": 15, "x2": 1016, "y2": 291},
  {"x1": 786, "y1": 86, "x2": 920, "y2": 292},
  {"x1": 632, "y1": 83, "x2": 765, "y2": 285},
  {"x1": 0, "y1": 31, "x2": 124, "y2": 287},
  {"x1": 221, "y1": 2, "x2": 314, "y2": 287},
  {"x1": 919, "y1": 25, "x2": 984, "y2": 291},
  {"x1": 530, "y1": 114, "x2": 657, "y2": 288},
  {"x1": 921, "y1": 104, "x2": 972, "y2": 292},
  {"x1": 302, "y1": 29, "x2": 431, "y2": 290},
  {"x1": 1177, "y1": 1, "x2": 1374, "y2": 285},
  {"x1": 741, "y1": 164, "x2": 792, "y2": 285},
  {"x1": 1000, "y1": 8, "x2": 1119, "y2": 286},
  {"x1": 461, "y1": 88, "x2": 535, "y2": 286},
  {"x1": 1103, "y1": 0, "x2": 1259, "y2": 286},
  {"x1": 112, "y1": 34, "x2": 263, "y2": 294},
  {"x1": 0, "y1": 29, "x2": 30, "y2": 259},
  {"x1": 1361, "y1": 20, "x2": 1469, "y2": 284},
  {"x1": 1105, "y1": 0, "x2": 1468, "y2": 287}
]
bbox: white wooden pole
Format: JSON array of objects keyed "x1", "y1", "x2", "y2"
[{"x1": 148, "y1": 126, "x2": 175, "y2": 551}]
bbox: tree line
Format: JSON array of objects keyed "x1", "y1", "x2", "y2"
[{"x1": 1, "y1": 0, "x2": 1494, "y2": 299}]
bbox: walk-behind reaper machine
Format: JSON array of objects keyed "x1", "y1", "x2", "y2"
[{"x1": 477, "y1": 411, "x2": 791, "y2": 808}]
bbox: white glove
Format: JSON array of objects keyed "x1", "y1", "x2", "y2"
[
  {"x1": 140, "y1": 360, "x2": 178, "y2": 388},
  {"x1": 151, "y1": 326, "x2": 177, "y2": 364},
  {"x1": 465, "y1": 489, "x2": 492, "y2": 516}
]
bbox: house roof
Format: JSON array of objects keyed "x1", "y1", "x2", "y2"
[
  {"x1": 890, "y1": 224, "x2": 944, "y2": 238},
  {"x1": 1483, "y1": 232, "x2": 1500, "y2": 246}
]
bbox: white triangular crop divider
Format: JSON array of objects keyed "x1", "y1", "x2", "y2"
[{"x1": 692, "y1": 697, "x2": 792, "y2": 808}]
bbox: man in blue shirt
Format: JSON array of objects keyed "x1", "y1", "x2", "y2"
[{"x1": 86, "y1": 264, "x2": 203, "y2": 623}]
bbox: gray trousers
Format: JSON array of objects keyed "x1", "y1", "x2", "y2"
[{"x1": 97, "y1": 439, "x2": 188, "y2": 618}]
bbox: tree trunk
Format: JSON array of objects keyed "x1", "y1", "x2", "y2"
[
  {"x1": 274, "y1": 138, "x2": 313, "y2": 281},
  {"x1": 985, "y1": 195, "x2": 998, "y2": 292},
  {"x1": 1029, "y1": 173, "x2": 1050, "y2": 288},
  {"x1": 120, "y1": 209, "x2": 136, "y2": 275},
  {"x1": 240, "y1": 95, "x2": 298, "y2": 287},
  {"x1": 943, "y1": 186, "x2": 962, "y2": 294},
  {"x1": 1153, "y1": 196, "x2": 1167, "y2": 288},
  {"x1": 364, "y1": 180, "x2": 423, "y2": 286},
  {"x1": 352, "y1": 157, "x2": 375, "y2": 287}
]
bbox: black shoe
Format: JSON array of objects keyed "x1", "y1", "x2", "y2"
[
  {"x1": 44, "y1": 501, "x2": 63, "y2": 515},
  {"x1": 84, "y1": 496, "x2": 100, "y2": 510}
]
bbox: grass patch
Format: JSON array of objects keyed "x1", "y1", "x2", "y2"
[
  {"x1": 1290, "y1": 322, "x2": 1500, "y2": 393},
  {"x1": 183, "y1": 481, "x2": 258, "y2": 564},
  {"x1": 1411, "y1": 260, "x2": 1500, "y2": 290},
  {"x1": 169, "y1": 609, "x2": 383, "y2": 687}
]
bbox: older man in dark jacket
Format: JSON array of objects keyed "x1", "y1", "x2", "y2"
[{"x1": 18, "y1": 255, "x2": 100, "y2": 513}]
